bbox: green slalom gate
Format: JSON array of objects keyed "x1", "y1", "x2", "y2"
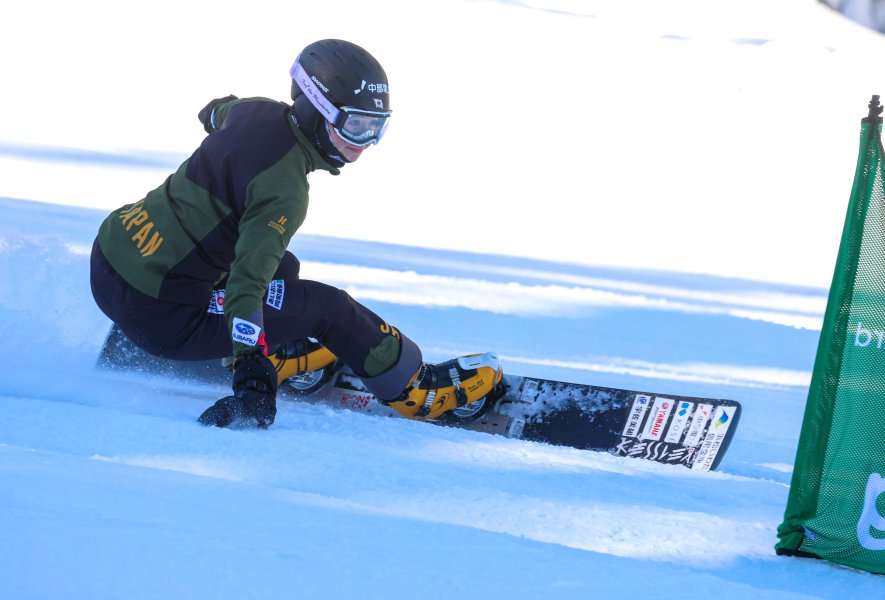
[{"x1": 776, "y1": 96, "x2": 885, "y2": 574}]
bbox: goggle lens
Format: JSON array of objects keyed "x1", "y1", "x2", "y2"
[{"x1": 334, "y1": 108, "x2": 391, "y2": 147}]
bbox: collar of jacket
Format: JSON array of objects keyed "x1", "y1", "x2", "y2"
[{"x1": 288, "y1": 111, "x2": 341, "y2": 176}]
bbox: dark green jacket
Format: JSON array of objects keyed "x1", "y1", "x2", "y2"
[{"x1": 97, "y1": 97, "x2": 339, "y2": 356}]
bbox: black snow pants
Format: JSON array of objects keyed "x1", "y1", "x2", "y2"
[{"x1": 89, "y1": 239, "x2": 405, "y2": 379}]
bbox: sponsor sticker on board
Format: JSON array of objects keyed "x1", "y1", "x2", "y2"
[
  {"x1": 691, "y1": 405, "x2": 736, "y2": 471},
  {"x1": 622, "y1": 394, "x2": 652, "y2": 438},
  {"x1": 641, "y1": 397, "x2": 674, "y2": 441},
  {"x1": 683, "y1": 403, "x2": 713, "y2": 447},
  {"x1": 664, "y1": 401, "x2": 695, "y2": 444}
]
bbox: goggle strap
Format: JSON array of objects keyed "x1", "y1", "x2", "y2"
[{"x1": 290, "y1": 59, "x2": 341, "y2": 125}]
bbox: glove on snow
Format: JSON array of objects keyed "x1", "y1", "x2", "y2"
[
  {"x1": 197, "y1": 94, "x2": 238, "y2": 133},
  {"x1": 198, "y1": 352, "x2": 278, "y2": 429}
]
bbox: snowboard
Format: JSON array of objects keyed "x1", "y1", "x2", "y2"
[{"x1": 98, "y1": 325, "x2": 742, "y2": 471}]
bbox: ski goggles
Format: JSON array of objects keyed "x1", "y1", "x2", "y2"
[{"x1": 291, "y1": 60, "x2": 391, "y2": 147}]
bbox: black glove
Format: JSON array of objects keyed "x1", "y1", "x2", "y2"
[
  {"x1": 197, "y1": 94, "x2": 238, "y2": 133},
  {"x1": 198, "y1": 353, "x2": 278, "y2": 429}
]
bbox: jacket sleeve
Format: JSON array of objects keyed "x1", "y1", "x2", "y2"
[{"x1": 223, "y1": 157, "x2": 309, "y2": 357}]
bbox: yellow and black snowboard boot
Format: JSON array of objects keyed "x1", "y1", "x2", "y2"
[{"x1": 388, "y1": 352, "x2": 503, "y2": 420}]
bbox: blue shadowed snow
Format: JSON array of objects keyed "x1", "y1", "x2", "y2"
[
  {"x1": 0, "y1": 193, "x2": 867, "y2": 598},
  {"x1": 0, "y1": 141, "x2": 184, "y2": 169}
]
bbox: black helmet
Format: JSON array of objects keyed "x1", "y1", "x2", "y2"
[
  {"x1": 289, "y1": 39, "x2": 391, "y2": 164},
  {"x1": 292, "y1": 39, "x2": 390, "y2": 114}
]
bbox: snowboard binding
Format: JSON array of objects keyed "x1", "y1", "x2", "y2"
[
  {"x1": 440, "y1": 378, "x2": 508, "y2": 423},
  {"x1": 278, "y1": 360, "x2": 341, "y2": 396},
  {"x1": 271, "y1": 338, "x2": 339, "y2": 396}
]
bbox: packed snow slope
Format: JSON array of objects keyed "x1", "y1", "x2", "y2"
[
  {"x1": 0, "y1": 198, "x2": 878, "y2": 598},
  {"x1": 3, "y1": 0, "x2": 885, "y2": 598}
]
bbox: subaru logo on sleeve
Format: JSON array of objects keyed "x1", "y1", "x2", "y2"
[{"x1": 232, "y1": 317, "x2": 261, "y2": 346}]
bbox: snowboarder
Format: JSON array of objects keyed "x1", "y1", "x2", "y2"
[{"x1": 89, "y1": 39, "x2": 503, "y2": 429}]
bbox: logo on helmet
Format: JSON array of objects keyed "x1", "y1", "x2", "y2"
[
  {"x1": 353, "y1": 81, "x2": 389, "y2": 96},
  {"x1": 311, "y1": 75, "x2": 329, "y2": 93}
]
